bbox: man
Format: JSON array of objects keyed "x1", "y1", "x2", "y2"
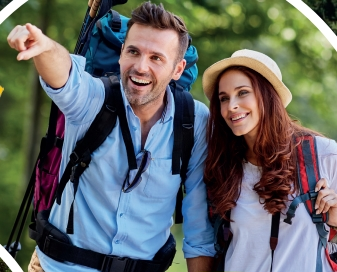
[{"x1": 8, "y1": 2, "x2": 215, "y2": 271}]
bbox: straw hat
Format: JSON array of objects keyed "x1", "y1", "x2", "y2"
[{"x1": 202, "y1": 49, "x2": 292, "y2": 107}]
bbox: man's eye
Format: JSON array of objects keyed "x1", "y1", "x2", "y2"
[
  {"x1": 129, "y1": 50, "x2": 138, "y2": 55},
  {"x1": 152, "y1": 56, "x2": 161, "y2": 61}
]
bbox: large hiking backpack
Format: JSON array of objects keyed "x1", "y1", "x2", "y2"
[
  {"x1": 5, "y1": 0, "x2": 198, "y2": 259},
  {"x1": 208, "y1": 135, "x2": 337, "y2": 272}
]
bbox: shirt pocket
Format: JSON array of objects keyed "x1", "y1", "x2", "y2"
[{"x1": 143, "y1": 158, "x2": 181, "y2": 199}]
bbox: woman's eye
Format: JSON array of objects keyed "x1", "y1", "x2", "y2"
[
  {"x1": 219, "y1": 96, "x2": 229, "y2": 102},
  {"x1": 239, "y1": 90, "x2": 249, "y2": 96}
]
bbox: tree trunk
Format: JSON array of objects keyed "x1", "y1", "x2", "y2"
[{"x1": 22, "y1": 0, "x2": 54, "y2": 187}]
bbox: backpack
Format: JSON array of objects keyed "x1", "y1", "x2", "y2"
[
  {"x1": 5, "y1": 0, "x2": 198, "y2": 260},
  {"x1": 208, "y1": 135, "x2": 337, "y2": 272}
]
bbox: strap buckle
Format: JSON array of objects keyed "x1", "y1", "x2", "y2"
[
  {"x1": 101, "y1": 255, "x2": 128, "y2": 272},
  {"x1": 312, "y1": 213, "x2": 325, "y2": 224},
  {"x1": 308, "y1": 190, "x2": 318, "y2": 200}
]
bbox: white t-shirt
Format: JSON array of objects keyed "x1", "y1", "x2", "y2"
[{"x1": 225, "y1": 136, "x2": 337, "y2": 272}]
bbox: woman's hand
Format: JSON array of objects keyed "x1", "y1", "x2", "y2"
[{"x1": 315, "y1": 178, "x2": 337, "y2": 227}]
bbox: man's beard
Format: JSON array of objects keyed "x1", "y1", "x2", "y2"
[
  {"x1": 122, "y1": 69, "x2": 173, "y2": 106},
  {"x1": 124, "y1": 87, "x2": 161, "y2": 106}
]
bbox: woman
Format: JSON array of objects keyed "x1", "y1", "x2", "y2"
[{"x1": 203, "y1": 49, "x2": 337, "y2": 272}]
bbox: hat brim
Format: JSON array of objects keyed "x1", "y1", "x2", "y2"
[{"x1": 202, "y1": 56, "x2": 292, "y2": 107}]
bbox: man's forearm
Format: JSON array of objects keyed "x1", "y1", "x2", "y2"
[
  {"x1": 33, "y1": 38, "x2": 72, "y2": 89},
  {"x1": 186, "y1": 256, "x2": 214, "y2": 272},
  {"x1": 8, "y1": 23, "x2": 72, "y2": 88}
]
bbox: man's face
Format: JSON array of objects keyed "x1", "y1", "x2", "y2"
[{"x1": 119, "y1": 24, "x2": 185, "y2": 107}]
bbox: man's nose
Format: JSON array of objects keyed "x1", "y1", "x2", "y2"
[{"x1": 134, "y1": 56, "x2": 149, "y2": 73}]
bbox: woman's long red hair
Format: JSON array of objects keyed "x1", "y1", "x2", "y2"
[{"x1": 204, "y1": 66, "x2": 321, "y2": 218}]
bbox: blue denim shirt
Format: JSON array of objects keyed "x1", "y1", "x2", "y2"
[{"x1": 36, "y1": 55, "x2": 215, "y2": 271}]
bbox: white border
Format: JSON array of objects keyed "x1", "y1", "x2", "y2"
[
  {"x1": 0, "y1": 245, "x2": 23, "y2": 272},
  {"x1": 0, "y1": 0, "x2": 28, "y2": 25},
  {"x1": 0, "y1": 0, "x2": 336, "y2": 271},
  {"x1": 287, "y1": 0, "x2": 337, "y2": 52}
]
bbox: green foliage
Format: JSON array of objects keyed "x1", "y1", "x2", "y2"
[
  {"x1": 0, "y1": 0, "x2": 337, "y2": 271},
  {"x1": 0, "y1": 0, "x2": 12, "y2": 11},
  {"x1": 0, "y1": 259, "x2": 10, "y2": 272},
  {"x1": 304, "y1": 0, "x2": 337, "y2": 34}
]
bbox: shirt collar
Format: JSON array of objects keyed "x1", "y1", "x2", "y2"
[{"x1": 120, "y1": 80, "x2": 173, "y2": 124}]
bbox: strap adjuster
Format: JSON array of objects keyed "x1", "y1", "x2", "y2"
[
  {"x1": 182, "y1": 123, "x2": 193, "y2": 129},
  {"x1": 43, "y1": 235, "x2": 60, "y2": 260},
  {"x1": 101, "y1": 256, "x2": 128, "y2": 272},
  {"x1": 54, "y1": 137, "x2": 64, "y2": 149},
  {"x1": 69, "y1": 152, "x2": 80, "y2": 164}
]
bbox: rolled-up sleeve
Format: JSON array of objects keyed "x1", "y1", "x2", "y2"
[{"x1": 39, "y1": 54, "x2": 105, "y2": 125}]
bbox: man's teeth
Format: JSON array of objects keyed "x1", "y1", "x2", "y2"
[
  {"x1": 131, "y1": 77, "x2": 150, "y2": 84},
  {"x1": 232, "y1": 114, "x2": 247, "y2": 121}
]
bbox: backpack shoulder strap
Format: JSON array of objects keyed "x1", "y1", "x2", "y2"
[
  {"x1": 284, "y1": 135, "x2": 328, "y2": 224},
  {"x1": 170, "y1": 82, "x2": 195, "y2": 224},
  {"x1": 57, "y1": 75, "x2": 137, "y2": 234},
  {"x1": 284, "y1": 135, "x2": 330, "y2": 272},
  {"x1": 55, "y1": 76, "x2": 120, "y2": 206}
]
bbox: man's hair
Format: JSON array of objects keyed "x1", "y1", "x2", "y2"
[{"x1": 125, "y1": 1, "x2": 189, "y2": 63}]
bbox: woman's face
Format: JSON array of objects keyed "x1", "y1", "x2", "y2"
[{"x1": 218, "y1": 69, "x2": 260, "y2": 142}]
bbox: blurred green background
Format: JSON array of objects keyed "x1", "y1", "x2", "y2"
[{"x1": 0, "y1": 0, "x2": 336, "y2": 271}]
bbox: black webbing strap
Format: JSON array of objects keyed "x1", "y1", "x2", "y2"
[
  {"x1": 171, "y1": 83, "x2": 184, "y2": 176},
  {"x1": 38, "y1": 102, "x2": 60, "y2": 169},
  {"x1": 214, "y1": 211, "x2": 231, "y2": 255},
  {"x1": 40, "y1": 235, "x2": 162, "y2": 272},
  {"x1": 46, "y1": 102, "x2": 59, "y2": 149},
  {"x1": 213, "y1": 211, "x2": 281, "y2": 272},
  {"x1": 56, "y1": 76, "x2": 119, "y2": 205},
  {"x1": 110, "y1": 10, "x2": 122, "y2": 32},
  {"x1": 56, "y1": 76, "x2": 137, "y2": 234},
  {"x1": 66, "y1": 149, "x2": 91, "y2": 234},
  {"x1": 170, "y1": 82, "x2": 194, "y2": 224},
  {"x1": 211, "y1": 210, "x2": 230, "y2": 272},
  {"x1": 270, "y1": 212, "x2": 280, "y2": 272},
  {"x1": 109, "y1": 76, "x2": 137, "y2": 171}
]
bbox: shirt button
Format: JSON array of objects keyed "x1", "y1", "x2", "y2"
[
  {"x1": 120, "y1": 213, "x2": 124, "y2": 217},
  {"x1": 115, "y1": 240, "x2": 120, "y2": 244}
]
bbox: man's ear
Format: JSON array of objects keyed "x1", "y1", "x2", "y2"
[
  {"x1": 118, "y1": 44, "x2": 125, "y2": 64},
  {"x1": 172, "y1": 59, "x2": 186, "y2": 81}
]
